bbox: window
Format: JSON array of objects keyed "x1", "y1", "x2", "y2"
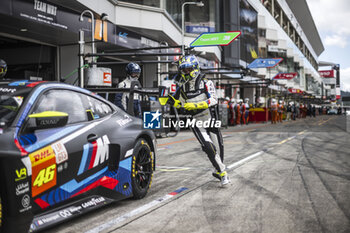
[
  {"x1": 240, "y1": 0, "x2": 258, "y2": 63},
  {"x1": 30, "y1": 90, "x2": 87, "y2": 124},
  {"x1": 81, "y1": 94, "x2": 113, "y2": 120},
  {"x1": 166, "y1": 0, "x2": 216, "y2": 34},
  {"x1": 258, "y1": 29, "x2": 266, "y2": 37},
  {"x1": 119, "y1": 0, "x2": 160, "y2": 7}
]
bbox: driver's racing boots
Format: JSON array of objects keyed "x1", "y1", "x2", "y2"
[{"x1": 212, "y1": 170, "x2": 230, "y2": 185}]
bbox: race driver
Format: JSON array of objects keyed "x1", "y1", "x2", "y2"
[{"x1": 166, "y1": 55, "x2": 229, "y2": 185}]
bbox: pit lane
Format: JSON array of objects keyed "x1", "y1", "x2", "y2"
[{"x1": 47, "y1": 115, "x2": 350, "y2": 233}]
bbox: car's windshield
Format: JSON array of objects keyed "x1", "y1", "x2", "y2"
[{"x1": 0, "y1": 90, "x2": 29, "y2": 129}]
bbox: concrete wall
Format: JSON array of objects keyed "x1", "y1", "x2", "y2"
[{"x1": 115, "y1": 2, "x2": 182, "y2": 45}]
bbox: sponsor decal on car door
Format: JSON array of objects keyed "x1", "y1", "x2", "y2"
[{"x1": 29, "y1": 146, "x2": 57, "y2": 197}]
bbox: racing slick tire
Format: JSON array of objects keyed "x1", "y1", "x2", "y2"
[{"x1": 131, "y1": 138, "x2": 154, "y2": 199}]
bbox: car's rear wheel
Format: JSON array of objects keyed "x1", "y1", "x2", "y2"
[{"x1": 131, "y1": 138, "x2": 154, "y2": 199}]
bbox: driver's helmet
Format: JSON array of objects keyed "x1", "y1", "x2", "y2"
[
  {"x1": 178, "y1": 55, "x2": 200, "y2": 81},
  {"x1": 0, "y1": 59, "x2": 7, "y2": 78},
  {"x1": 126, "y1": 62, "x2": 141, "y2": 79}
]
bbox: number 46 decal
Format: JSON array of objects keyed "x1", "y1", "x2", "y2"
[
  {"x1": 31, "y1": 162, "x2": 57, "y2": 197},
  {"x1": 33, "y1": 164, "x2": 56, "y2": 187}
]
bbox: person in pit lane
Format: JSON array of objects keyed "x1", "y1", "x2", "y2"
[
  {"x1": 0, "y1": 59, "x2": 7, "y2": 78},
  {"x1": 168, "y1": 55, "x2": 230, "y2": 185},
  {"x1": 114, "y1": 62, "x2": 142, "y2": 117}
]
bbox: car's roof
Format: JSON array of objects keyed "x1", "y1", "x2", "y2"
[
  {"x1": 0, "y1": 80, "x2": 114, "y2": 108},
  {"x1": 0, "y1": 80, "x2": 90, "y2": 95},
  {"x1": 0, "y1": 80, "x2": 40, "y2": 95},
  {"x1": 0, "y1": 80, "x2": 47, "y2": 88}
]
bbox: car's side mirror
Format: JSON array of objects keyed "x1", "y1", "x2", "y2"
[{"x1": 27, "y1": 111, "x2": 69, "y2": 130}]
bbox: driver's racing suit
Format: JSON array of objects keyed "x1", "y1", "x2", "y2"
[{"x1": 173, "y1": 74, "x2": 226, "y2": 174}]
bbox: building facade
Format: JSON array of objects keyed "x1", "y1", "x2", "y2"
[{"x1": 0, "y1": 0, "x2": 328, "y2": 105}]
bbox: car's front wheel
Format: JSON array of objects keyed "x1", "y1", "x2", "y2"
[{"x1": 131, "y1": 138, "x2": 154, "y2": 199}]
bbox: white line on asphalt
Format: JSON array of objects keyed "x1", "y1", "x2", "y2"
[
  {"x1": 85, "y1": 188, "x2": 188, "y2": 233},
  {"x1": 157, "y1": 166, "x2": 192, "y2": 172},
  {"x1": 157, "y1": 166, "x2": 192, "y2": 169},
  {"x1": 227, "y1": 133, "x2": 300, "y2": 170},
  {"x1": 86, "y1": 131, "x2": 305, "y2": 233},
  {"x1": 227, "y1": 151, "x2": 264, "y2": 169}
]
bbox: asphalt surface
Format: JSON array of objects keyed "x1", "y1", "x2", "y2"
[{"x1": 48, "y1": 115, "x2": 350, "y2": 233}]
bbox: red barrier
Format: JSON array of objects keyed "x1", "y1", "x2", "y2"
[{"x1": 249, "y1": 108, "x2": 271, "y2": 123}]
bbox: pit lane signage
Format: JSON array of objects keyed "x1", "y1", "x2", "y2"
[
  {"x1": 13, "y1": 0, "x2": 68, "y2": 30},
  {"x1": 272, "y1": 72, "x2": 298, "y2": 80},
  {"x1": 319, "y1": 70, "x2": 335, "y2": 78},
  {"x1": 190, "y1": 31, "x2": 241, "y2": 47},
  {"x1": 336, "y1": 87, "x2": 341, "y2": 100},
  {"x1": 247, "y1": 58, "x2": 283, "y2": 69}
]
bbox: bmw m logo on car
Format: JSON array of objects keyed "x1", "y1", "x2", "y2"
[{"x1": 78, "y1": 135, "x2": 110, "y2": 175}]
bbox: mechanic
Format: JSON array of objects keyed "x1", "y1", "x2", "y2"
[
  {"x1": 236, "y1": 99, "x2": 242, "y2": 125},
  {"x1": 114, "y1": 62, "x2": 142, "y2": 117},
  {"x1": 291, "y1": 102, "x2": 297, "y2": 120},
  {"x1": 0, "y1": 59, "x2": 7, "y2": 78},
  {"x1": 312, "y1": 104, "x2": 316, "y2": 117},
  {"x1": 243, "y1": 98, "x2": 250, "y2": 125},
  {"x1": 169, "y1": 55, "x2": 229, "y2": 185},
  {"x1": 278, "y1": 100, "x2": 284, "y2": 123},
  {"x1": 271, "y1": 99, "x2": 278, "y2": 124},
  {"x1": 286, "y1": 102, "x2": 292, "y2": 121},
  {"x1": 229, "y1": 98, "x2": 236, "y2": 126}
]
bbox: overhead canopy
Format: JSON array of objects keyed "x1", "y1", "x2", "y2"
[
  {"x1": 286, "y1": 0, "x2": 324, "y2": 56},
  {"x1": 319, "y1": 61, "x2": 338, "y2": 66}
]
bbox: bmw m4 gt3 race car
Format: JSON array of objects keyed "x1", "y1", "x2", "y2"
[{"x1": 0, "y1": 81, "x2": 156, "y2": 233}]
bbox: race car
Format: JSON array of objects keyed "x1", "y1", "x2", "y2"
[
  {"x1": 327, "y1": 108, "x2": 338, "y2": 115},
  {"x1": 0, "y1": 80, "x2": 156, "y2": 233}
]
